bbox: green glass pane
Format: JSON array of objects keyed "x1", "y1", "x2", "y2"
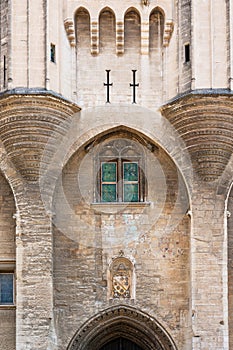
[
  {"x1": 124, "y1": 184, "x2": 139, "y2": 202},
  {"x1": 124, "y1": 163, "x2": 138, "y2": 182},
  {"x1": 0, "y1": 274, "x2": 13, "y2": 304},
  {"x1": 102, "y1": 162, "x2": 117, "y2": 182},
  {"x1": 102, "y1": 184, "x2": 117, "y2": 202}
]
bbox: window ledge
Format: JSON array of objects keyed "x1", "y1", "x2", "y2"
[
  {"x1": 91, "y1": 202, "x2": 151, "y2": 213},
  {"x1": 0, "y1": 305, "x2": 15, "y2": 310}
]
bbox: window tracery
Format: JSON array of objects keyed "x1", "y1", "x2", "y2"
[{"x1": 95, "y1": 138, "x2": 146, "y2": 203}]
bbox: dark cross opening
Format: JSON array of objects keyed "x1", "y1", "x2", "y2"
[
  {"x1": 3, "y1": 55, "x2": 7, "y2": 88},
  {"x1": 130, "y1": 69, "x2": 139, "y2": 104},
  {"x1": 104, "y1": 70, "x2": 113, "y2": 103}
]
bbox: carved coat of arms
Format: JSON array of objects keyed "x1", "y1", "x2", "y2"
[{"x1": 112, "y1": 261, "x2": 131, "y2": 299}]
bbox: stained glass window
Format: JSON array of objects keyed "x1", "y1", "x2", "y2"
[
  {"x1": 123, "y1": 162, "x2": 138, "y2": 182},
  {"x1": 124, "y1": 184, "x2": 139, "y2": 202},
  {"x1": 97, "y1": 139, "x2": 145, "y2": 203},
  {"x1": 102, "y1": 184, "x2": 117, "y2": 202},
  {"x1": 102, "y1": 162, "x2": 116, "y2": 182},
  {"x1": 123, "y1": 162, "x2": 139, "y2": 202},
  {"x1": 101, "y1": 162, "x2": 117, "y2": 202},
  {"x1": 0, "y1": 273, "x2": 14, "y2": 305}
]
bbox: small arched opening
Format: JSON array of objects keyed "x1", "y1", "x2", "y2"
[
  {"x1": 124, "y1": 8, "x2": 141, "y2": 53},
  {"x1": 75, "y1": 7, "x2": 90, "y2": 50},
  {"x1": 99, "y1": 7, "x2": 116, "y2": 53},
  {"x1": 149, "y1": 7, "x2": 164, "y2": 51}
]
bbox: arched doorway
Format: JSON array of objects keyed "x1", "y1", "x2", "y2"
[
  {"x1": 100, "y1": 337, "x2": 143, "y2": 350},
  {"x1": 67, "y1": 305, "x2": 178, "y2": 350}
]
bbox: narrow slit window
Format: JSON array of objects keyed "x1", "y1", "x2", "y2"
[
  {"x1": 3, "y1": 55, "x2": 6, "y2": 88},
  {"x1": 0, "y1": 273, "x2": 14, "y2": 305},
  {"x1": 184, "y1": 43, "x2": 190, "y2": 63},
  {"x1": 50, "y1": 43, "x2": 56, "y2": 63}
]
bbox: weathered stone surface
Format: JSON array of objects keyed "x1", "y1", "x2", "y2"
[
  {"x1": 0, "y1": 91, "x2": 80, "y2": 182},
  {"x1": 0, "y1": 1, "x2": 232, "y2": 350},
  {"x1": 161, "y1": 91, "x2": 233, "y2": 182}
]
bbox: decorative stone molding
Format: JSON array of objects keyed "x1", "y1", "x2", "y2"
[
  {"x1": 91, "y1": 21, "x2": 99, "y2": 54},
  {"x1": 68, "y1": 305, "x2": 177, "y2": 350},
  {"x1": 163, "y1": 20, "x2": 174, "y2": 47},
  {"x1": 116, "y1": 21, "x2": 124, "y2": 54},
  {"x1": 141, "y1": 22, "x2": 149, "y2": 55},
  {"x1": 64, "y1": 18, "x2": 76, "y2": 47}
]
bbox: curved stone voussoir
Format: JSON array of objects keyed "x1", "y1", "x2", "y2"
[
  {"x1": 161, "y1": 91, "x2": 233, "y2": 182},
  {"x1": 67, "y1": 305, "x2": 177, "y2": 350},
  {"x1": 0, "y1": 91, "x2": 80, "y2": 182}
]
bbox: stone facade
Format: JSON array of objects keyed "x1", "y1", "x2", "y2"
[{"x1": 0, "y1": 1, "x2": 232, "y2": 350}]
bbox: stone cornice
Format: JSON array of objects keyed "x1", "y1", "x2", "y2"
[
  {"x1": 0, "y1": 88, "x2": 80, "y2": 112},
  {"x1": 161, "y1": 89, "x2": 233, "y2": 108}
]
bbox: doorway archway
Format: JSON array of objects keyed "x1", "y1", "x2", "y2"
[
  {"x1": 100, "y1": 337, "x2": 143, "y2": 350},
  {"x1": 67, "y1": 305, "x2": 177, "y2": 350}
]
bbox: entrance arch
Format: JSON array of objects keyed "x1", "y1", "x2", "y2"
[
  {"x1": 67, "y1": 305, "x2": 177, "y2": 350},
  {"x1": 100, "y1": 337, "x2": 143, "y2": 350}
]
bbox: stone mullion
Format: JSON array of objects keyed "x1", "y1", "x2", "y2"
[
  {"x1": 191, "y1": 189, "x2": 227, "y2": 350},
  {"x1": 16, "y1": 195, "x2": 53, "y2": 350}
]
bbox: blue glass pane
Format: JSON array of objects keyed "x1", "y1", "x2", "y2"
[
  {"x1": 0, "y1": 274, "x2": 13, "y2": 304},
  {"x1": 123, "y1": 163, "x2": 138, "y2": 182},
  {"x1": 102, "y1": 162, "x2": 117, "y2": 182},
  {"x1": 102, "y1": 184, "x2": 117, "y2": 202},
  {"x1": 124, "y1": 184, "x2": 139, "y2": 202}
]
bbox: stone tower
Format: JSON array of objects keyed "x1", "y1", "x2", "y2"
[{"x1": 0, "y1": 1, "x2": 233, "y2": 349}]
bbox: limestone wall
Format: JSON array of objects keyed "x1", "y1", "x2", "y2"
[
  {"x1": 53, "y1": 133, "x2": 191, "y2": 349},
  {"x1": 228, "y1": 190, "x2": 233, "y2": 350},
  {"x1": 0, "y1": 0, "x2": 9, "y2": 91}
]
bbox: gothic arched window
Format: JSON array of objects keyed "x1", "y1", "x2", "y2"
[{"x1": 95, "y1": 138, "x2": 146, "y2": 203}]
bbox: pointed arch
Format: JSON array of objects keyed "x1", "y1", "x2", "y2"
[
  {"x1": 149, "y1": 7, "x2": 165, "y2": 51},
  {"x1": 99, "y1": 7, "x2": 116, "y2": 53},
  {"x1": 124, "y1": 8, "x2": 141, "y2": 53},
  {"x1": 75, "y1": 7, "x2": 90, "y2": 50},
  {"x1": 67, "y1": 305, "x2": 178, "y2": 350}
]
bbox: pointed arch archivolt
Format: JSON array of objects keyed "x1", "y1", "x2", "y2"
[
  {"x1": 63, "y1": 106, "x2": 192, "y2": 194},
  {"x1": 67, "y1": 305, "x2": 178, "y2": 350}
]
